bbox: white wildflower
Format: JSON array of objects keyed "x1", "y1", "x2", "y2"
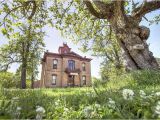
[
  {"x1": 15, "y1": 106, "x2": 21, "y2": 118},
  {"x1": 122, "y1": 89, "x2": 134, "y2": 100},
  {"x1": 155, "y1": 101, "x2": 160, "y2": 115},
  {"x1": 57, "y1": 99, "x2": 60, "y2": 102},
  {"x1": 36, "y1": 106, "x2": 45, "y2": 114},
  {"x1": 139, "y1": 90, "x2": 146, "y2": 98},
  {"x1": 55, "y1": 101, "x2": 59, "y2": 106},
  {"x1": 16, "y1": 107, "x2": 21, "y2": 111},
  {"x1": 63, "y1": 107, "x2": 69, "y2": 115},
  {"x1": 55, "y1": 99, "x2": 60, "y2": 106},
  {"x1": 95, "y1": 103, "x2": 101, "y2": 109},
  {"x1": 108, "y1": 98, "x2": 116, "y2": 109},
  {"x1": 86, "y1": 92, "x2": 91, "y2": 97},
  {"x1": 83, "y1": 106, "x2": 92, "y2": 118},
  {"x1": 36, "y1": 106, "x2": 45, "y2": 120},
  {"x1": 12, "y1": 97, "x2": 19, "y2": 101},
  {"x1": 155, "y1": 92, "x2": 160, "y2": 96},
  {"x1": 64, "y1": 107, "x2": 69, "y2": 112}
]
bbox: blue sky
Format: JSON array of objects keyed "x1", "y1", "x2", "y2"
[{"x1": 0, "y1": 8, "x2": 160, "y2": 79}]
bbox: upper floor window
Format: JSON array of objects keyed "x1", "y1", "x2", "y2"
[
  {"x1": 68, "y1": 60, "x2": 75, "y2": 70},
  {"x1": 64, "y1": 50, "x2": 67, "y2": 53},
  {"x1": 52, "y1": 74, "x2": 57, "y2": 85},
  {"x1": 53, "y1": 59, "x2": 58, "y2": 69},
  {"x1": 82, "y1": 63, "x2": 86, "y2": 71},
  {"x1": 82, "y1": 75, "x2": 86, "y2": 85}
]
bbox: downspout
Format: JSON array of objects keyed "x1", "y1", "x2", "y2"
[
  {"x1": 61, "y1": 56, "x2": 63, "y2": 87},
  {"x1": 43, "y1": 61, "x2": 47, "y2": 87}
]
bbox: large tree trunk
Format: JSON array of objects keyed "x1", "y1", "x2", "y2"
[
  {"x1": 118, "y1": 29, "x2": 159, "y2": 71},
  {"x1": 31, "y1": 73, "x2": 34, "y2": 89},
  {"x1": 21, "y1": 59, "x2": 27, "y2": 89},
  {"x1": 112, "y1": 18, "x2": 159, "y2": 70},
  {"x1": 109, "y1": 1, "x2": 159, "y2": 70}
]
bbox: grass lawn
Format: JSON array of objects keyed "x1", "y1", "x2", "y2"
[{"x1": 0, "y1": 70, "x2": 160, "y2": 119}]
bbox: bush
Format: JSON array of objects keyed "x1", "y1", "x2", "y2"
[{"x1": 0, "y1": 72, "x2": 20, "y2": 88}]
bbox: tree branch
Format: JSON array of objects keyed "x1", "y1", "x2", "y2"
[
  {"x1": 83, "y1": 0, "x2": 114, "y2": 19},
  {"x1": 28, "y1": 1, "x2": 37, "y2": 20},
  {"x1": 112, "y1": 1, "x2": 126, "y2": 28},
  {"x1": 132, "y1": 1, "x2": 160, "y2": 19}
]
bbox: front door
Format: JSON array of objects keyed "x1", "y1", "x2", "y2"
[{"x1": 68, "y1": 75, "x2": 74, "y2": 86}]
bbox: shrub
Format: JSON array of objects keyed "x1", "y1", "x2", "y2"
[{"x1": 0, "y1": 72, "x2": 20, "y2": 88}]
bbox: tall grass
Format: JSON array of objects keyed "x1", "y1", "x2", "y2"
[{"x1": 0, "y1": 70, "x2": 160, "y2": 119}]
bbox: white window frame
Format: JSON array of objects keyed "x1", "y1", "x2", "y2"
[
  {"x1": 53, "y1": 59, "x2": 58, "y2": 69},
  {"x1": 52, "y1": 74, "x2": 57, "y2": 85},
  {"x1": 82, "y1": 76, "x2": 86, "y2": 85}
]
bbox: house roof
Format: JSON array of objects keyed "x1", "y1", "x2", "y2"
[
  {"x1": 42, "y1": 51, "x2": 92, "y2": 62},
  {"x1": 42, "y1": 43, "x2": 92, "y2": 62}
]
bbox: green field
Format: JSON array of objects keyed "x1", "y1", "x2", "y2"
[{"x1": 0, "y1": 70, "x2": 160, "y2": 119}]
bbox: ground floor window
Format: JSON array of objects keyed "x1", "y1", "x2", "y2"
[
  {"x1": 82, "y1": 75, "x2": 86, "y2": 85},
  {"x1": 52, "y1": 74, "x2": 57, "y2": 85}
]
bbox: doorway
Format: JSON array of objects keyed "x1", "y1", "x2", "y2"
[{"x1": 68, "y1": 75, "x2": 74, "y2": 86}]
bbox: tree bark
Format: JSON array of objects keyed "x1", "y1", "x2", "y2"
[
  {"x1": 21, "y1": 59, "x2": 27, "y2": 89},
  {"x1": 31, "y1": 73, "x2": 34, "y2": 89},
  {"x1": 111, "y1": 15, "x2": 159, "y2": 70}
]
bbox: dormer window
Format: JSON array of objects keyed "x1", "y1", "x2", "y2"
[
  {"x1": 82, "y1": 63, "x2": 86, "y2": 71},
  {"x1": 53, "y1": 59, "x2": 58, "y2": 69}
]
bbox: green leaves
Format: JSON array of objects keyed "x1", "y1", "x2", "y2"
[{"x1": 1, "y1": 28, "x2": 7, "y2": 35}]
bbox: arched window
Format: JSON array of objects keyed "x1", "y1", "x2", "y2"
[
  {"x1": 53, "y1": 59, "x2": 58, "y2": 69},
  {"x1": 68, "y1": 60, "x2": 75, "y2": 70},
  {"x1": 82, "y1": 63, "x2": 86, "y2": 71}
]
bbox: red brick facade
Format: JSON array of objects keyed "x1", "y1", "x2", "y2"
[{"x1": 35, "y1": 43, "x2": 92, "y2": 88}]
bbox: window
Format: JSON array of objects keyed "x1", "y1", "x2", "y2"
[
  {"x1": 82, "y1": 63, "x2": 86, "y2": 71},
  {"x1": 82, "y1": 75, "x2": 86, "y2": 85},
  {"x1": 53, "y1": 59, "x2": 58, "y2": 69},
  {"x1": 52, "y1": 74, "x2": 57, "y2": 85},
  {"x1": 64, "y1": 50, "x2": 67, "y2": 53},
  {"x1": 68, "y1": 60, "x2": 75, "y2": 70}
]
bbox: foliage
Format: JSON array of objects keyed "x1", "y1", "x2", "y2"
[
  {"x1": 0, "y1": 72, "x2": 19, "y2": 88},
  {"x1": 0, "y1": 70, "x2": 160, "y2": 119},
  {"x1": 100, "y1": 60, "x2": 125, "y2": 81},
  {"x1": 0, "y1": 0, "x2": 46, "y2": 88}
]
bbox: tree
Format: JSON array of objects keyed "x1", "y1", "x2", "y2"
[
  {"x1": 0, "y1": 25, "x2": 44, "y2": 88},
  {"x1": 0, "y1": 1, "x2": 46, "y2": 88},
  {"x1": 49, "y1": 0, "x2": 160, "y2": 70}
]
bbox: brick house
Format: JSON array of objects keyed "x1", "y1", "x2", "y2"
[{"x1": 36, "y1": 43, "x2": 92, "y2": 88}]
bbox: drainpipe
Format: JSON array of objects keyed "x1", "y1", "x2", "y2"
[
  {"x1": 61, "y1": 57, "x2": 63, "y2": 87},
  {"x1": 79, "y1": 72, "x2": 81, "y2": 87}
]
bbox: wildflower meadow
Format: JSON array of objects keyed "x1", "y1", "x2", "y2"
[{"x1": 0, "y1": 70, "x2": 160, "y2": 119}]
